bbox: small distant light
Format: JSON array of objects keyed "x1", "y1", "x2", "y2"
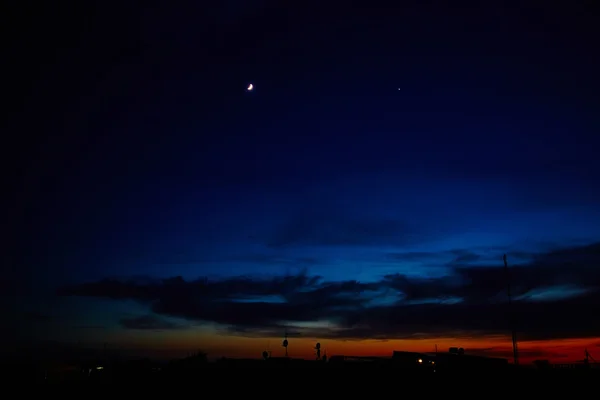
[
  {"x1": 247, "y1": 83, "x2": 254, "y2": 91},
  {"x1": 96, "y1": 366, "x2": 104, "y2": 370},
  {"x1": 418, "y1": 358, "x2": 423, "y2": 363}
]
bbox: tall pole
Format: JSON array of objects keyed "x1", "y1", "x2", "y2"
[{"x1": 503, "y1": 254, "x2": 519, "y2": 365}]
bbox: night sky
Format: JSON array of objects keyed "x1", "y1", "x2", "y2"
[{"x1": 5, "y1": 1, "x2": 600, "y2": 363}]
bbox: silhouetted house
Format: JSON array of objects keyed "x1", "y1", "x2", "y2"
[
  {"x1": 391, "y1": 349, "x2": 508, "y2": 371},
  {"x1": 328, "y1": 355, "x2": 392, "y2": 367},
  {"x1": 212, "y1": 356, "x2": 308, "y2": 367},
  {"x1": 392, "y1": 351, "x2": 435, "y2": 370},
  {"x1": 215, "y1": 357, "x2": 263, "y2": 367},
  {"x1": 433, "y1": 349, "x2": 508, "y2": 371},
  {"x1": 533, "y1": 359, "x2": 551, "y2": 369}
]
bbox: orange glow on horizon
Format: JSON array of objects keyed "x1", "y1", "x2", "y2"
[{"x1": 101, "y1": 327, "x2": 600, "y2": 364}]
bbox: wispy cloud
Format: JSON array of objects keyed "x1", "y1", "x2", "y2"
[{"x1": 58, "y1": 242, "x2": 600, "y2": 341}]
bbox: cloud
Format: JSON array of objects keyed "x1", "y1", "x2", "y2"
[
  {"x1": 387, "y1": 249, "x2": 483, "y2": 265},
  {"x1": 226, "y1": 254, "x2": 320, "y2": 266},
  {"x1": 387, "y1": 248, "x2": 542, "y2": 267},
  {"x1": 387, "y1": 251, "x2": 439, "y2": 262},
  {"x1": 58, "y1": 242, "x2": 600, "y2": 341},
  {"x1": 448, "y1": 249, "x2": 482, "y2": 264},
  {"x1": 119, "y1": 315, "x2": 184, "y2": 330}
]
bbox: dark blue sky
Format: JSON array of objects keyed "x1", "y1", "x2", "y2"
[{"x1": 5, "y1": 1, "x2": 600, "y2": 358}]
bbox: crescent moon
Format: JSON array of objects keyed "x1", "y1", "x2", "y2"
[{"x1": 247, "y1": 83, "x2": 253, "y2": 91}]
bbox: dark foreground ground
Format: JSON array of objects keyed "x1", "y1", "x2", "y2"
[{"x1": 3, "y1": 357, "x2": 599, "y2": 383}]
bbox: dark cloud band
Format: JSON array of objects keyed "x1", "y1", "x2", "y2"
[{"x1": 58, "y1": 242, "x2": 600, "y2": 341}]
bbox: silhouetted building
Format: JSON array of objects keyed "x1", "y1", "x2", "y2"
[
  {"x1": 328, "y1": 355, "x2": 392, "y2": 367},
  {"x1": 534, "y1": 360, "x2": 551, "y2": 369},
  {"x1": 392, "y1": 351, "x2": 435, "y2": 370},
  {"x1": 433, "y1": 350, "x2": 508, "y2": 371}
]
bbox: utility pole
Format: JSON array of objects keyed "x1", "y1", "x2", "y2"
[{"x1": 503, "y1": 254, "x2": 519, "y2": 365}]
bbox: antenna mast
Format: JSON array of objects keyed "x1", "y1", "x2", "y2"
[
  {"x1": 584, "y1": 348, "x2": 597, "y2": 366},
  {"x1": 282, "y1": 329, "x2": 289, "y2": 357},
  {"x1": 503, "y1": 254, "x2": 519, "y2": 365}
]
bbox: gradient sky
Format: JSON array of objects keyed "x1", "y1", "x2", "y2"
[{"x1": 5, "y1": 1, "x2": 600, "y2": 363}]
